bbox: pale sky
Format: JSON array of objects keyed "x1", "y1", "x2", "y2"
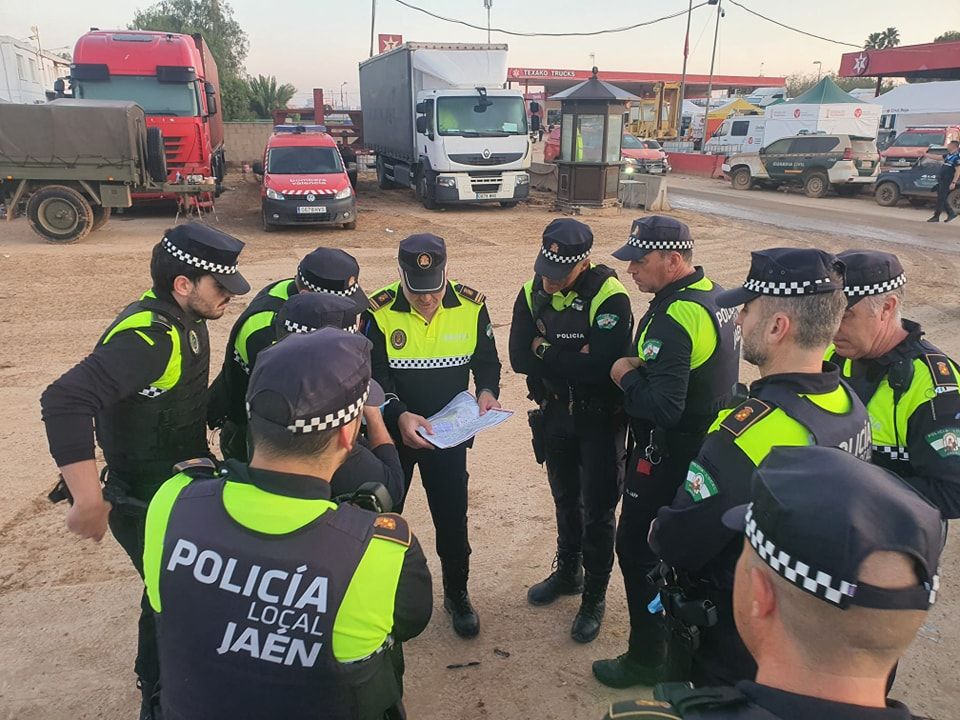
[{"x1": 4, "y1": 0, "x2": 959, "y2": 107}]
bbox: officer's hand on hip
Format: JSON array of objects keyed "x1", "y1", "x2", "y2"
[
  {"x1": 398, "y1": 411, "x2": 436, "y2": 450},
  {"x1": 531, "y1": 336, "x2": 548, "y2": 354},
  {"x1": 477, "y1": 389, "x2": 501, "y2": 416},
  {"x1": 580, "y1": 344, "x2": 590, "y2": 354},
  {"x1": 611, "y1": 356, "x2": 643, "y2": 388},
  {"x1": 67, "y1": 496, "x2": 113, "y2": 541}
]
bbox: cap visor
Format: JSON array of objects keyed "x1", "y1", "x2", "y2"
[
  {"x1": 215, "y1": 271, "x2": 251, "y2": 296},
  {"x1": 401, "y1": 267, "x2": 446, "y2": 294},
  {"x1": 534, "y1": 253, "x2": 573, "y2": 281},
  {"x1": 715, "y1": 286, "x2": 758, "y2": 308},
  {"x1": 365, "y1": 378, "x2": 386, "y2": 407},
  {"x1": 612, "y1": 244, "x2": 651, "y2": 262},
  {"x1": 721, "y1": 504, "x2": 750, "y2": 532}
]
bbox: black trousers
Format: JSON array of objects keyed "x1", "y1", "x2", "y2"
[
  {"x1": 934, "y1": 167, "x2": 956, "y2": 217},
  {"x1": 397, "y1": 442, "x2": 471, "y2": 569},
  {"x1": 542, "y1": 400, "x2": 626, "y2": 575},
  {"x1": 616, "y1": 437, "x2": 695, "y2": 665}
]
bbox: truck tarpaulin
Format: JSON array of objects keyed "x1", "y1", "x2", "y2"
[{"x1": 412, "y1": 45, "x2": 509, "y2": 89}]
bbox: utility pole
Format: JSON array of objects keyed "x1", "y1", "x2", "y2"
[
  {"x1": 369, "y1": 0, "x2": 377, "y2": 57},
  {"x1": 813, "y1": 60, "x2": 822, "y2": 82},
  {"x1": 340, "y1": 82, "x2": 348, "y2": 109},
  {"x1": 701, "y1": 0, "x2": 722, "y2": 153},
  {"x1": 484, "y1": 0, "x2": 493, "y2": 44},
  {"x1": 677, "y1": 0, "x2": 693, "y2": 130}
]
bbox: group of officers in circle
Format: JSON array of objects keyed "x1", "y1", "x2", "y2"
[{"x1": 38, "y1": 213, "x2": 959, "y2": 719}]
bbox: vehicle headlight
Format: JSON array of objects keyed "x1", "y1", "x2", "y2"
[
  {"x1": 335, "y1": 186, "x2": 353, "y2": 200},
  {"x1": 622, "y1": 157, "x2": 637, "y2": 165},
  {"x1": 266, "y1": 187, "x2": 285, "y2": 200},
  {"x1": 623, "y1": 165, "x2": 636, "y2": 174},
  {"x1": 436, "y1": 176, "x2": 457, "y2": 188},
  {"x1": 516, "y1": 173, "x2": 529, "y2": 185}
]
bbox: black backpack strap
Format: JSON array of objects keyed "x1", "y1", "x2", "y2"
[
  {"x1": 577, "y1": 264, "x2": 618, "y2": 299},
  {"x1": 655, "y1": 683, "x2": 752, "y2": 715}
]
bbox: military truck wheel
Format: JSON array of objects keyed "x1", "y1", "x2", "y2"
[
  {"x1": 26, "y1": 186, "x2": 95, "y2": 244},
  {"x1": 91, "y1": 206, "x2": 112, "y2": 231},
  {"x1": 803, "y1": 171, "x2": 829, "y2": 199},
  {"x1": 146, "y1": 127, "x2": 168, "y2": 183},
  {"x1": 730, "y1": 167, "x2": 752, "y2": 191},
  {"x1": 949, "y1": 189, "x2": 960, "y2": 215},
  {"x1": 874, "y1": 182, "x2": 901, "y2": 207}
]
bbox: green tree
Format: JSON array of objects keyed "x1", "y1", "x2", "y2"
[
  {"x1": 247, "y1": 75, "x2": 297, "y2": 119},
  {"x1": 934, "y1": 31, "x2": 960, "y2": 43},
  {"x1": 864, "y1": 27, "x2": 901, "y2": 50},
  {"x1": 129, "y1": 0, "x2": 251, "y2": 119}
]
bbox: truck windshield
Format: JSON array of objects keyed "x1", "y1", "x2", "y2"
[
  {"x1": 891, "y1": 131, "x2": 945, "y2": 148},
  {"x1": 436, "y1": 96, "x2": 528, "y2": 137},
  {"x1": 76, "y1": 77, "x2": 200, "y2": 117},
  {"x1": 268, "y1": 147, "x2": 343, "y2": 174}
]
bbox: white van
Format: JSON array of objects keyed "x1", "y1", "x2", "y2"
[
  {"x1": 704, "y1": 116, "x2": 766, "y2": 155},
  {"x1": 746, "y1": 87, "x2": 788, "y2": 107}
]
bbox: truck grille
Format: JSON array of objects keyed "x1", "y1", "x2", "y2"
[
  {"x1": 163, "y1": 136, "x2": 187, "y2": 169},
  {"x1": 449, "y1": 153, "x2": 524, "y2": 166},
  {"x1": 469, "y1": 172, "x2": 503, "y2": 192}
]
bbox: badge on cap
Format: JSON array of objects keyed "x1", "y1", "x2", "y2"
[
  {"x1": 417, "y1": 253, "x2": 433, "y2": 269},
  {"x1": 549, "y1": 243, "x2": 559, "y2": 253},
  {"x1": 189, "y1": 329, "x2": 200, "y2": 355},
  {"x1": 348, "y1": 276, "x2": 357, "y2": 288},
  {"x1": 391, "y1": 329, "x2": 407, "y2": 349}
]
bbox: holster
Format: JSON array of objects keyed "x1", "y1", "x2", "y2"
[{"x1": 527, "y1": 408, "x2": 547, "y2": 465}]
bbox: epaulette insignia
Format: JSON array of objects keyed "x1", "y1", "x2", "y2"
[
  {"x1": 603, "y1": 699, "x2": 681, "y2": 719},
  {"x1": 372, "y1": 513, "x2": 411, "y2": 547},
  {"x1": 172, "y1": 457, "x2": 219, "y2": 478},
  {"x1": 368, "y1": 288, "x2": 396, "y2": 311},
  {"x1": 924, "y1": 353, "x2": 959, "y2": 393},
  {"x1": 455, "y1": 283, "x2": 485, "y2": 305},
  {"x1": 719, "y1": 398, "x2": 772, "y2": 437}
]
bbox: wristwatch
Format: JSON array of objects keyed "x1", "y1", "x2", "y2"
[{"x1": 534, "y1": 341, "x2": 551, "y2": 360}]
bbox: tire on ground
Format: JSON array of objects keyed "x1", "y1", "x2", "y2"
[
  {"x1": 948, "y1": 189, "x2": 960, "y2": 215},
  {"x1": 874, "y1": 181, "x2": 901, "y2": 207},
  {"x1": 26, "y1": 185, "x2": 95, "y2": 244},
  {"x1": 91, "y1": 205, "x2": 112, "y2": 231},
  {"x1": 803, "y1": 171, "x2": 829, "y2": 199},
  {"x1": 146, "y1": 127, "x2": 168, "y2": 183},
  {"x1": 731, "y1": 167, "x2": 752, "y2": 191}
]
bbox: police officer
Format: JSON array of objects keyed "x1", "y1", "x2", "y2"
[
  {"x1": 208, "y1": 247, "x2": 367, "y2": 460},
  {"x1": 508, "y1": 218, "x2": 633, "y2": 643},
  {"x1": 927, "y1": 139, "x2": 959, "y2": 223},
  {"x1": 603, "y1": 446, "x2": 942, "y2": 719},
  {"x1": 39, "y1": 223, "x2": 250, "y2": 716},
  {"x1": 364, "y1": 234, "x2": 502, "y2": 638},
  {"x1": 593, "y1": 217, "x2": 740, "y2": 687},
  {"x1": 144, "y1": 328, "x2": 433, "y2": 720},
  {"x1": 650, "y1": 248, "x2": 871, "y2": 687},
  {"x1": 830, "y1": 249, "x2": 960, "y2": 517},
  {"x1": 275, "y1": 292, "x2": 405, "y2": 507}
]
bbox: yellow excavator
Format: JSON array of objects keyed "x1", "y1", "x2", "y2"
[{"x1": 625, "y1": 82, "x2": 681, "y2": 142}]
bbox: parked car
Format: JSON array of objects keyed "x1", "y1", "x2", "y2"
[
  {"x1": 873, "y1": 153, "x2": 960, "y2": 212},
  {"x1": 252, "y1": 125, "x2": 357, "y2": 231},
  {"x1": 880, "y1": 125, "x2": 960, "y2": 169},
  {"x1": 722, "y1": 133, "x2": 880, "y2": 198},
  {"x1": 544, "y1": 129, "x2": 669, "y2": 172}
]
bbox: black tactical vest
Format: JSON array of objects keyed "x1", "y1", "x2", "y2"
[
  {"x1": 157, "y1": 477, "x2": 396, "y2": 720},
  {"x1": 95, "y1": 295, "x2": 209, "y2": 493}
]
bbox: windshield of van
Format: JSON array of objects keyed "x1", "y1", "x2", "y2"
[
  {"x1": 76, "y1": 77, "x2": 200, "y2": 116},
  {"x1": 436, "y1": 96, "x2": 528, "y2": 137},
  {"x1": 892, "y1": 131, "x2": 944, "y2": 148},
  {"x1": 267, "y1": 147, "x2": 343, "y2": 174}
]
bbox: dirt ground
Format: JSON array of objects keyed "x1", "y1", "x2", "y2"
[{"x1": 1, "y1": 171, "x2": 958, "y2": 719}]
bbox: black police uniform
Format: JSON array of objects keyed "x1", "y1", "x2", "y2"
[
  {"x1": 363, "y1": 233, "x2": 501, "y2": 638},
  {"x1": 40, "y1": 223, "x2": 249, "y2": 710},
  {"x1": 509, "y1": 218, "x2": 633, "y2": 642},
  {"x1": 596, "y1": 218, "x2": 740, "y2": 684},
  {"x1": 651, "y1": 249, "x2": 871, "y2": 687},
  {"x1": 829, "y1": 250, "x2": 960, "y2": 518},
  {"x1": 930, "y1": 148, "x2": 959, "y2": 222},
  {"x1": 608, "y1": 445, "x2": 943, "y2": 720},
  {"x1": 144, "y1": 329, "x2": 432, "y2": 720},
  {"x1": 208, "y1": 247, "x2": 367, "y2": 461}
]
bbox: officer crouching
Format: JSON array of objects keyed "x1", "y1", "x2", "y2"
[{"x1": 143, "y1": 328, "x2": 432, "y2": 720}]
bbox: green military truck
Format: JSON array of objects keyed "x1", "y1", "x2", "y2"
[{"x1": 0, "y1": 99, "x2": 213, "y2": 243}]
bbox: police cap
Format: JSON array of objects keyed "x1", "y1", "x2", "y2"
[
  {"x1": 535, "y1": 218, "x2": 593, "y2": 280},
  {"x1": 837, "y1": 249, "x2": 906, "y2": 308},
  {"x1": 160, "y1": 222, "x2": 250, "y2": 295},
  {"x1": 715, "y1": 247, "x2": 844, "y2": 308},
  {"x1": 274, "y1": 293, "x2": 360, "y2": 338},
  {"x1": 723, "y1": 446, "x2": 943, "y2": 611},
  {"x1": 297, "y1": 247, "x2": 367, "y2": 312},
  {"x1": 612, "y1": 216, "x2": 693, "y2": 262},
  {"x1": 247, "y1": 328, "x2": 385, "y2": 434},
  {"x1": 398, "y1": 234, "x2": 447, "y2": 294}
]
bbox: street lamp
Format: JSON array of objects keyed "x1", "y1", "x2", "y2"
[
  {"x1": 340, "y1": 81, "x2": 348, "y2": 109},
  {"x1": 483, "y1": 0, "x2": 493, "y2": 44},
  {"x1": 813, "y1": 61, "x2": 822, "y2": 82},
  {"x1": 677, "y1": 0, "x2": 694, "y2": 129},
  {"x1": 701, "y1": 0, "x2": 723, "y2": 154}
]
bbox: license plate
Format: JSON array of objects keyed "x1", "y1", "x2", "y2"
[
  {"x1": 297, "y1": 206, "x2": 326, "y2": 214},
  {"x1": 649, "y1": 166, "x2": 663, "y2": 174},
  {"x1": 475, "y1": 192, "x2": 498, "y2": 200}
]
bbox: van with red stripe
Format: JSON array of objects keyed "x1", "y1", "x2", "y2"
[{"x1": 253, "y1": 125, "x2": 357, "y2": 231}]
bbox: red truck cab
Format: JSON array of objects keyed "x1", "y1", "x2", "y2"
[
  {"x1": 881, "y1": 126, "x2": 960, "y2": 169},
  {"x1": 253, "y1": 126, "x2": 357, "y2": 231},
  {"x1": 70, "y1": 30, "x2": 224, "y2": 199}
]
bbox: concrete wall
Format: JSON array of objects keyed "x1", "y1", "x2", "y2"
[{"x1": 223, "y1": 121, "x2": 274, "y2": 165}]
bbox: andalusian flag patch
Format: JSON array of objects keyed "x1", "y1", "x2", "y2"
[
  {"x1": 684, "y1": 461, "x2": 718, "y2": 502},
  {"x1": 927, "y1": 428, "x2": 960, "y2": 457},
  {"x1": 642, "y1": 339, "x2": 662, "y2": 361},
  {"x1": 596, "y1": 313, "x2": 619, "y2": 330}
]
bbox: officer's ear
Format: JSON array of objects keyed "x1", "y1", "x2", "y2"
[
  {"x1": 337, "y1": 418, "x2": 361, "y2": 452},
  {"x1": 171, "y1": 274, "x2": 196, "y2": 298}
]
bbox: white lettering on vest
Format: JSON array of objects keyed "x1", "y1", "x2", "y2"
[
  {"x1": 715, "y1": 307, "x2": 739, "y2": 326},
  {"x1": 258, "y1": 569, "x2": 287, "y2": 602},
  {"x1": 216, "y1": 621, "x2": 323, "y2": 668},
  {"x1": 295, "y1": 576, "x2": 329, "y2": 613},
  {"x1": 167, "y1": 538, "x2": 198, "y2": 571},
  {"x1": 194, "y1": 550, "x2": 223, "y2": 584}
]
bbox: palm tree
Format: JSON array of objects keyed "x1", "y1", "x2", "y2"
[
  {"x1": 864, "y1": 27, "x2": 901, "y2": 50},
  {"x1": 247, "y1": 75, "x2": 297, "y2": 118}
]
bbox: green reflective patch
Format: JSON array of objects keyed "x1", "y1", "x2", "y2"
[
  {"x1": 684, "y1": 461, "x2": 718, "y2": 502},
  {"x1": 927, "y1": 428, "x2": 960, "y2": 458},
  {"x1": 596, "y1": 313, "x2": 619, "y2": 330},
  {"x1": 642, "y1": 339, "x2": 662, "y2": 361}
]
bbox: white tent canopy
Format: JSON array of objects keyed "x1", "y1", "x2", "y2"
[
  {"x1": 877, "y1": 81, "x2": 960, "y2": 115},
  {"x1": 761, "y1": 78, "x2": 882, "y2": 144}
]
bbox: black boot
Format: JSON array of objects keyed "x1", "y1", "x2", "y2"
[
  {"x1": 592, "y1": 653, "x2": 664, "y2": 688},
  {"x1": 527, "y1": 551, "x2": 584, "y2": 606},
  {"x1": 442, "y1": 560, "x2": 480, "y2": 638},
  {"x1": 571, "y1": 572, "x2": 608, "y2": 643}
]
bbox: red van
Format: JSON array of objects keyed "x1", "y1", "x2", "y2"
[
  {"x1": 253, "y1": 125, "x2": 357, "y2": 231},
  {"x1": 881, "y1": 125, "x2": 960, "y2": 169}
]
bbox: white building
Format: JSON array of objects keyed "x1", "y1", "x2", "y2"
[{"x1": 0, "y1": 35, "x2": 71, "y2": 104}]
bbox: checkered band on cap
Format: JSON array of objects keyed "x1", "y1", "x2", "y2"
[
  {"x1": 745, "y1": 504, "x2": 858, "y2": 607},
  {"x1": 742, "y1": 276, "x2": 833, "y2": 297},
  {"x1": 298, "y1": 270, "x2": 361, "y2": 296},
  {"x1": 844, "y1": 273, "x2": 907, "y2": 298},
  {"x1": 162, "y1": 237, "x2": 239, "y2": 274},
  {"x1": 874, "y1": 444, "x2": 910, "y2": 462},
  {"x1": 540, "y1": 246, "x2": 589, "y2": 265},
  {"x1": 233, "y1": 348, "x2": 251, "y2": 375},
  {"x1": 283, "y1": 319, "x2": 357, "y2": 335},
  {"x1": 388, "y1": 355, "x2": 472, "y2": 370},
  {"x1": 288, "y1": 389, "x2": 368, "y2": 434},
  {"x1": 625, "y1": 234, "x2": 694, "y2": 252}
]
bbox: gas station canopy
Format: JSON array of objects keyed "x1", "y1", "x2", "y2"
[{"x1": 839, "y1": 41, "x2": 960, "y2": 81}]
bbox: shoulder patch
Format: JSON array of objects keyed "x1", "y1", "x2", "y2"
[
  {"x1": 719, "y1": 398, "x2": 773, "y2": 437},
  {"x1": 641, "y1": 338, "x2": 662, "y2": 361},
  {"x1": 596, "y1": 313, "x2": 620, "y2": 330},
  {"x1": 924, "y1": 353, "x2": 959, "y2": 393},
  {"x1": 454, "y1": 283, "x2": 486, "y2": 305},
  {"x1": 372, "y1": 513, "x2": 411, "y2": 547},
  {"x1": 368, "y1": 288, "x2": 396, "y2": 311},
  {"x1": 171, "y1": 457, "x2": 219, "y2": 478},
  {"x1": 684, "y1": 460, "x2": 719, "y2": 502},
  {"x1": 603, "y1": 699, "x2": 680, "y2": 719},
  {"x1": 927, "y1": 428, "x2": 960, "y2": 457}
]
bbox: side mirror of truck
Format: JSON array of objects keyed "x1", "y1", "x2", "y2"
[
  {"x1": 415, "y1": 115, "x2": 433, "y2": 139},
  {"x1": 252, "y1": 161, "x2": 264, "y2": 176},
  {"x1": 205, "y1": 81, "x2": 218, "y2": 115},
  {"x1": 415, "y1": 101, "x2": 429, "y2": 114}
]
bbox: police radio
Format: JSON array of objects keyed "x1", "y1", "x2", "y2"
[{"x1": 333, "y1": 481, "x2": 394, "y2": 514}]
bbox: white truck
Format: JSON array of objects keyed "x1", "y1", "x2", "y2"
[
  {"x1": 745, "y1": 86, "x2": 788, "y2": 107},
  {"x1": 359, "y1": 43, "x2": 530, "y2": 209}
]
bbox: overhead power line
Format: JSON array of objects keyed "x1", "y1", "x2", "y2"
[{"x1": 726, "y1": 0, "x2": 861, "y2": 48}]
